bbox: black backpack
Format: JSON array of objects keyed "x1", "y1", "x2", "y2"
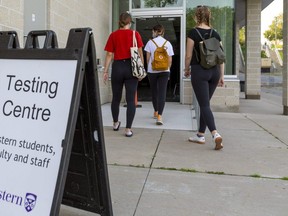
[{"x1": 194, "y1": 28, "x2": 225, "y2": 69}]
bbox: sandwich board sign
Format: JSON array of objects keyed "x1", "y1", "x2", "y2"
[{"x1": 0, "y1": 29, "x2": 113, "y2": 216}]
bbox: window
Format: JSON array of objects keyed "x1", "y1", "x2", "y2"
[
  {"x1": 132, "y1": 0, "x2": 183, "y2": 9},
  {"x1": 186, "y1": 0, "x2": 235, "y2": 75}
]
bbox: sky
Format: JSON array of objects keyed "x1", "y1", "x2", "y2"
[{"x1": 261, "y1": 0, "x2": 283, "y2": 43}]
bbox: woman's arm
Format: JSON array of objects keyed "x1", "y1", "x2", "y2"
[
  {"x1": 218, "y1": 63, "x2": 225, "y2": 87},
  {"x1": 218, "y1": 41, "x2": 225, "y2": 87},
  {"x1": 138, "y1": 47, "x2": 144, "y2": 64},
  {"x1": 184, "y1": 37, "x2": 194, "y2": 77},
  {"x1": 168, "y1": 56, "x2": 172, "y2": 69},
  {"x1": 146, "y1": 51, "x2": 151, "y2": 66},
  {"x1": 103, "y1": 51, "x2": 113, "y2": 84}
]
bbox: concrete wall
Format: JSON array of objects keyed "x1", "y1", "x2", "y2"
[
  {"x1": 183, "y1": 78, "x2": 240, "y2": 112},
  {"x1": 0, "y1": 0, "x2": 24, "y2": 45},
  {"x1": 245, "y1": 0, "x2": 261, "y2": 99},
  {"x1": 47, "y1": 0, "x2": 111, "y2": 103},
  {"x1": 0, "y1": 0, "x2": 111, "y2": 104},
  {"x1": 211, "y1": 78, "x2": 240, "y2": 112}
]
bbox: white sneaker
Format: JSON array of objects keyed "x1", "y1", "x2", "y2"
[
  {"x1": 213, "y1": 133, "x2": 223, "y2": 150},
  {"x1": 188, "y1": 135, "x2": 205, "y2": 144}
]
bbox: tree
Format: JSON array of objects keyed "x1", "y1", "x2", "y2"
[
  {"x1": 263, "y1": 14, "x2": 283, "y2": 42},
  {"x1": 239, "y1": 27, "x2": 245, "y2": 47},
  {"x1": 239, "y1": 27, "x2": 246, "y2": 55}
]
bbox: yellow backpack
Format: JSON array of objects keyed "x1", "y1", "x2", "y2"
[{"x1": 151, "y1": 39, "x2": 169, "y2": 71}]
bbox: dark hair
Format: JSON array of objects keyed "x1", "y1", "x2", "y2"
[
  {"x1": 195, "y1": 5, "x2": 211, "y2": 27},
  {"x1": 152, "y1": 24, "x2": 165, "y2": 36},
  {"x1": 119, "y1": 12, "x2": 132, "y2": 28}
]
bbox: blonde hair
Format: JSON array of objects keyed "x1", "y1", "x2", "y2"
[{"x1": 195, "y1": 5, "x2": 211, "y2": 27}]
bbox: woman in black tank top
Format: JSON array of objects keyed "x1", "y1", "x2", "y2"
[{"x1": 184, "y1": 5, "x2": 224, "y2": 150}]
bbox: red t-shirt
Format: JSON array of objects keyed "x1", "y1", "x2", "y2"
[{"x1": 104, "y1": 29, "x2": 144, "y2": 60}]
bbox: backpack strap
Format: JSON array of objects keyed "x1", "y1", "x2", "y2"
[
  {"x1": 194, "y1": 28, "x2": 204, "y2": 41},
  {"x1": 193, "y1": 28, "x2": 214, "y2": 63},
  {"x1": 194, "y1": 28, "x2": 214, "y2": 40},
  {"x1": 151, "y1": 39, "x2": 168, "y2": 48},
  {"x1": 151, "y1": 39, "x2": 159, "y2": 48},
  {"x1": 193, "y1": 28, "x2": 202, "y2": 63},
  {"x1": 162, "y1": 40, "x2": 168, "y2": 47},
  {"x1": 209, "y1": 29, "x2": 214, "y2": 38}
]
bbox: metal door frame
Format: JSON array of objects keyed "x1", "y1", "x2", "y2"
[{"x1": 132, "y1": 10, "x2": 186, "y2": 103}]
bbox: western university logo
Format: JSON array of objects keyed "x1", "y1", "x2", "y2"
[
  {"x1": 25, "y1": 193, "x2": 37, "y2": 212},
  {"x1": 0, "y1": 189, "x2": 37, "y2": 213}
]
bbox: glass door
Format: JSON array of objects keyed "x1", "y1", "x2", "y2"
[{"x1": 134, "y1": 16, "x2": 182, "y2": 102}]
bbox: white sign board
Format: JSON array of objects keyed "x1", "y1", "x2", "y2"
[{"x1": 0, "y1": 59, "x2": 77, "y2": 215}]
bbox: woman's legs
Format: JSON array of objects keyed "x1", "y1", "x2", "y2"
[
  {"x1": 148, "y1": 73, "x2": 158, "y2": 113},
  {"x1": 148, "y1": 72, "x2": 169, "y2": 115},
  {"x1": 156, "y1": 72, "x2": 169, "y2": 115},
  {"x1": 191, "y1": 65, "x2": 220, "y2": 133},
  {"x1": 124, "y1": 78, "x2": 138, "y2": 129},
  {"x1": 111, "y1": 61, "x2": 124, "y2": 123},
  {"x1": 111, "y1": 60, "x2": 138, "y2": 133}
]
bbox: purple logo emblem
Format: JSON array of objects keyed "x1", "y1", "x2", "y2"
[{"x1": 24, "y1": 193, "x2": 37, "y2": 212}]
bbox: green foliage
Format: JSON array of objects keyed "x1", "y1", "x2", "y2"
[
  {"x1": 179, "y1": 168, "x2": 197, "y2": 173},
  {"x1": 279, "y1": 50, "x2": 283, "y2": 60},
  {"x1": 206, "y1": 171, "x2": 225, "y2": 175},
  {"x1": 239, "y1": 27, "x2": 245, "y2": 47},
  {"x1": 144, "y1": 0, "x2": 176, "y2": 7},
  {"x1": 263, "y1": 14, "x2": 283, "y2": 42},
  {"x1": 261, "y1": 50, "x2": 268, "y2": 58},
  {"x1": 250, "y1": 174, "x2": 261, "y2": 178},
  {"x1": 239, "y1": 27, "x2": 246, "y2": 56},
  {"x1": 186, "y1": 6, "x2": 234, "y2": 36}
]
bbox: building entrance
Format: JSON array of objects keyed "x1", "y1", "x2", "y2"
[{"x1": 135, "y1": 16, "x2": 181, "y2": 102}]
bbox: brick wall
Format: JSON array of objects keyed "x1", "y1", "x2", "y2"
[
  {"x1": 48, "y1": 0, "x2": 111, "y2": 104},
  {"x1": 0, "y1": 0, "x2": 24, "y2": 45},
  {"x1": 183, "y1": 78, "x2": 240, "y2": 112},
  {"x1": 245, "y1": 0, "x2": 261, "y2": 99},
  {"x1": 0, "y1": 0, "x2": 111, "y2": 104}
]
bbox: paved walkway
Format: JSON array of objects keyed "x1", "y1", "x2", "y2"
[{"x1": 60, "y1": 92, "x2": 288, "y2": 216}]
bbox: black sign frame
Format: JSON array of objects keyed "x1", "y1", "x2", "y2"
[{"x1": 0, "y1": 29, "x2": 113, "y2": 216}]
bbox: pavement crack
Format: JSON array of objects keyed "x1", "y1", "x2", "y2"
[
  {"x1": 243, "y1": 114, "x2": 288, "y2": 147},
  {"x1": 132, "y1": 129, "x2": 165, "y2": 216}
]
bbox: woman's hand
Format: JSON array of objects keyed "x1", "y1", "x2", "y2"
[
  {"x1": 103, "y1": 72, "x2": 109, "y2": 84},
  {"x1": 184, "y1": 68, "x2": 191, "y2": 78},
  {"x1": 218, "y1": 77, "x2": 224, "y2": 87}
]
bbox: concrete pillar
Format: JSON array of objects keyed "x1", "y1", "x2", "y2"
[
  {"x1": 283, "y1": 0, "x2": 288, "y2": 115},
  {"x1": 245, "y1": 0, "x2": 261, "y2": 99}
]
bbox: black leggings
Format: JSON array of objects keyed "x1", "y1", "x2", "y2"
[
  {"x1": 191, "y1": 64, "x2": 220, "y2": 133},
  {"x1": 111, "y1": 59, "x2": 138, "y2": 128},
  {"x1": 148, "y1": 72, "x2": 170, "y2": 115}
]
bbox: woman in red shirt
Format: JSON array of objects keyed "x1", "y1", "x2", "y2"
[{"x1": 103, "y1": 12, "x2": 144, "y2": 137}]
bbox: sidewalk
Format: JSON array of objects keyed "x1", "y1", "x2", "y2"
[{"x1": 60, "y1": 92, "x2": 288, "y2": 216}]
